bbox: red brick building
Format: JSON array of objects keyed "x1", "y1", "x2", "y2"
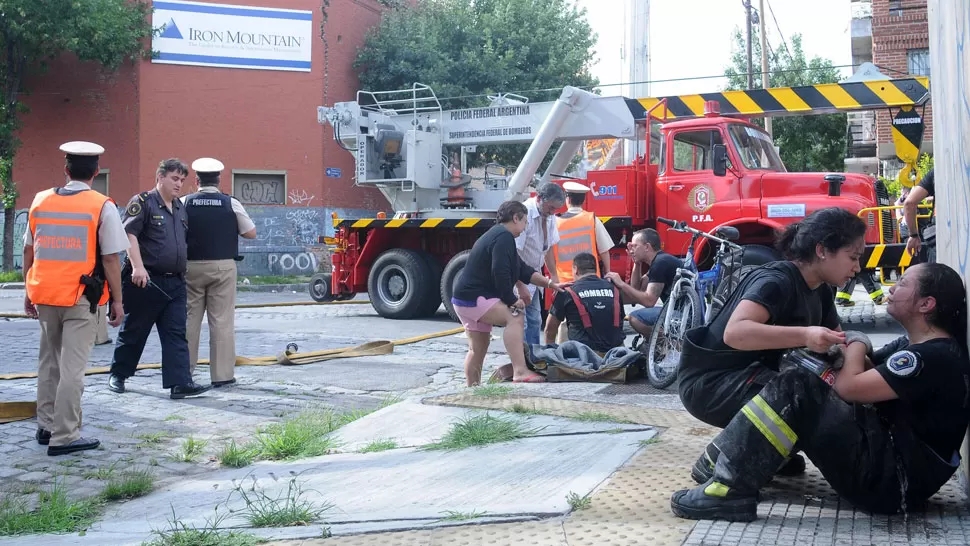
[
  {"x1": 870, "y1": 0, "x2": 933, "y2": 160},
  {"x1": 11, "y1": 0, "x2": 393, "y2": 274}
]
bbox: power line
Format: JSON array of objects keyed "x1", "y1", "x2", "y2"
[
  {"x1": 765, "y1": 0, "x2": 793, "y2": 60},
  {"x1": 434, "y1": 64, "x2": 861, "y2": 103}
]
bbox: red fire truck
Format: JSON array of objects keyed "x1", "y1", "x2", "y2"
[{"x1": 313, "y1": 77, "x2": 929, "y2": 320}]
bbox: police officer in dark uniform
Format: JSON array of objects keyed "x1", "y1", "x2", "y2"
[
  {"x1": 672, "y1": 263, "x2": 970, "y2": 522},
  {"x1": 544, "y1": 252, "x2": 624, "y2": 353},
  {"x1": 107, "y1": 159, "x2": 211, "y2": 399},
  {"x1": 183, "y1": 157, "x2": 256, "y2": 387}
]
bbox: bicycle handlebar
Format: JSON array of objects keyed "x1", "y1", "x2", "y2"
[{"x1": 656, "y1": 217, "x2": 743, "y2": 251}]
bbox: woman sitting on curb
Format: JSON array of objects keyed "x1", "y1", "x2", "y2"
[{"x1": 452, "y1": 200, "x2": 561, "y2": 386}]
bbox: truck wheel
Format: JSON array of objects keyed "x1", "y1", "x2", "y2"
[
  {"x1": 440, "y1": 250, "x2": 471, "y2": 322},
  {"x1": 308, "y1": 273, "x2": 335, "y2": 302},
  {"x1": 741, "y1": 244, "x2": 782, "y2": 266},
  {"x1": 367, "y1": 249, "x2": 433, "y2": 319},
  {"x1": 416, "y1": 251, "x2": 444, "y2": 317}
]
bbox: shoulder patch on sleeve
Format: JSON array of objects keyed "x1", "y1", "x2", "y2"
[
  {"x1": 887, "y1": 350, "x2": 922, "y2": 378},
  {"x1": 126, "y1": 202, "x2": 142, "y2": 217}
]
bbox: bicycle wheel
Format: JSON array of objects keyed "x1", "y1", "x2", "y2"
[{"x1": 645, "y1": 288, "x2": 702, "y2": 389}]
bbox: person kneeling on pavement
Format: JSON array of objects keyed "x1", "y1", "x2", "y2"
[
  {"x1": 544, "y1": 252, "x2": 624, "y2": 353},
  {"x1": 452, "y1": 200, "x2": 562, "y2": 386},
  {"x1": 519, "y1": 252, "x2": 640, "y2": 379},
  {"x1": 672, "y1": 262, "x2": 970, "y2": 522}
]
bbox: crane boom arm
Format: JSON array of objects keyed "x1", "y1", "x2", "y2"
[{"x1": 631, "y1": 76, "x2": 930, "y2": 121}]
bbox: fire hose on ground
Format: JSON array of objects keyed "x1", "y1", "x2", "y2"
[{"x1": 0, "y1": 299, "x2": 464, "y2": 423}]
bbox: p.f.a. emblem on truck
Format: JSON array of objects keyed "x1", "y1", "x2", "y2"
[{"x1": 688, "y1": 184, "x2": 715, "y2": 222}]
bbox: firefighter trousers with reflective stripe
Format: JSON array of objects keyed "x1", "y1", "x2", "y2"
[
  {"x1": 708, "y1": 367, "x2": 927, "y2": 514},
  {"x1": 836, "y1": 272, "x2": 882, "y2": 301}
]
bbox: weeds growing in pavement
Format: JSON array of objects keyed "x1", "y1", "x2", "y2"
[
  {"x1": 639, "y1": 437, "x2": 662, "y2": 446},
  {"x1": 0, "y1": 480, "x2": 101, "y2": 536},
  {"x1": 137, "y1": 431, "x2": 174, "y2": 445},
  {"x1": 437, "y1": 509, "x2": 488, "y2": 522},
  {"x1": 170, "y1": 437, "x2": 208, "y2": 462},
  {"x1": 218, "y1": 440, "x2": 255, "y2": 468},
  {"x1": 251, "y1": 410, "x2": 338, "y2": 460},
  {"x1": 471, "y1": 385, "x2": 513, "y2": 398},
  {"x1": 164, "y1": 414, "x2": 186, "y2": 422},
  {"x1": 570, "y1": 411, "x2": 629, "y2": 423},
  {"x1": 101, "y1": 468, "x2": 155, "y2": 501},
  {"x1": 144, "y1": 507, "x2": 264, "y2": 546},
  {"x1": 227, "y1": 476, "x2": 331, "y2": 528},
  {"x1": 566, "y1": 491, "x2": 592, "y2": 511},
  {"x1": 423, "y1": 413, "x2": 542, "y2": 451},
  {"x1": 508, "y1": 403, "x2": 544, "y2": 415},
  {"x1": 358, "y1": 439, "x2": 398, "y2": 453},
  {"x1": 83, "y1": 461, "x2": 120, "y2": 480}
]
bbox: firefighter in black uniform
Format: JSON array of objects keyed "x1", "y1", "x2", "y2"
[
  {"x1": 107, "y1": 159, "x2": 211, "y2": 399},
  {"x1": 672, "y1": 262, "x2": 970, "y2": 522},
  {"x1": 543, "y1": 252, "x2": 624, "y2": 354},
  {"x1": 679, "y1": 208, "x2": 866, "y2": 480},
  {"x1": 904, "y1": 168, "x2": 936, "y2": 264}
]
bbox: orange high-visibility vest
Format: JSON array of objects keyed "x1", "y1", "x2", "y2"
[
  {"x1": 553, "y1": 211, "x2": 600, "y2": 283},
  {"x1": 26, "y1": 188, "x2": 112, "y2": 308}
]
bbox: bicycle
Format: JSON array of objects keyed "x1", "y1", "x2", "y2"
[{"x1": 642, "y1": 217, "x2": 744, "y2": 388}]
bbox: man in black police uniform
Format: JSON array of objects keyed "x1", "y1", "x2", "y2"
[
  {"x1": 107, "y1": 159, "x2": 210, "y2": 399},
  {"x1": 903, "y1": 168, "x2": 936, "y2": 263},
  {"x1": 544, "y1": 252, "x2": 624, "y2": 353}
]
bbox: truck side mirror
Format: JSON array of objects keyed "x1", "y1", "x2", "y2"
[{"x1": 712, "y1": 144, "x2": 728, "y2": 177}]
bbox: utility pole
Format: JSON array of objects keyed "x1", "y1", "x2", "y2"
[
  {"x1": 744, "y1": 0, "x2": 753, "y2": 90},
  {"x1": 759, "y1": 0, "x2": 772, "y2": 136}
]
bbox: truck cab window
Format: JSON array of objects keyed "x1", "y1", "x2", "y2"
[
  {"x1": 728, "y1": 124, "x2": 786, "y2": 172},
  {"x1": 671, "y1": 130, "x2": 725, "y2": 172}
]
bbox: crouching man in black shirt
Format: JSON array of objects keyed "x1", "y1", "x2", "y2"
[{"x1": 545, "y1": 253, "x2": 625, "y2": 354}]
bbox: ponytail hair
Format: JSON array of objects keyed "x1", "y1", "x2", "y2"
[
  {"x1": 776, "y1": 207, "x2": 868, "y2": 262},
  {"x1": 916, "y1": 263, "x2": 969, "y2": 348}
]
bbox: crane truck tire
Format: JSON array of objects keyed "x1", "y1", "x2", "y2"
[
  {"x1": 440, "y1": 250, "x2": 471, "y2": 323},
  {"x1": 740, "y1": 244, "x2": 782, "y2": 266},
  {"x1": 367, "y1": 249, "x2": 434, "y2": 319},
  {"x1": 416, "y1": 251, "x2": 444, "y2": 317},
  {"x1": 308, "y1": 273, "x2": 335, "y2": 302}
]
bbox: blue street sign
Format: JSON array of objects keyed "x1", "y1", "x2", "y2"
[{"x1": 325, "y1": 167, "x2": 342, "y2": 178}]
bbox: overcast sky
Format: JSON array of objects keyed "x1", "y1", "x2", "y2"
[{"x1": 575, "y1": 0, "x2": 854, "y2": 98}]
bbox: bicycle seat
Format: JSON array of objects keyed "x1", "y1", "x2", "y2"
[{"x1": 713, "y1": 226, "x2": 740, "y2": 241}]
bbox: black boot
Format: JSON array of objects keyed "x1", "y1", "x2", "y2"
[
  {"x1": 692, "y1": 445, "x2": 806, "y2": 484},
  {"x1": 108, "y1": 374, "x2": 126, "y2": 393},
  {"x1": 671, "y1": 480, "x2": 758, "y2": 522},
  {"x1": 691, "y1": 442, "x2": 720, "y2": 484}
]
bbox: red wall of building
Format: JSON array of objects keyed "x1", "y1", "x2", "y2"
[
  {"x1": 15, "y1": 57, "x2": 142, "y2": 207},
  {"x1": 14, "y1": 0, "x2": 388, "y2": 211},
  {"x1": 871, "y1": 0, "x2": 934, "y2": 151}
]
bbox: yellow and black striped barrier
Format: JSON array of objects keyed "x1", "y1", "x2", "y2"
[
  {"x1": 333, "y1": 216, "x2": 632, "y2": 230},
  {"x1": 629, "y1": 77, "x2": 930, "y2": 120},
  {"x1": 861, "y1": 243, "x2": 913, "y2": 270}
]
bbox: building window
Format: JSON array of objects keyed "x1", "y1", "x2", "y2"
[
  {"x1": 888, "y1": 0, "x2": 903, "y2": 16},
  {"x1": 92, "y1": 170, "x2": 108, "y2": 195},
  {"x1": 908, "y1": 48, "x2": 930, "y2": 76},
  {"x1": 232, "y1": 171, "x2": 286, "y2": 205}
]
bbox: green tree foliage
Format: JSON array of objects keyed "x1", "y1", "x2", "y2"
[
  {"x1": 723, "y1": 29, "x2": 846, "y2": 173},
  {"x1": 0, "y1": 0, "x2": 153, "y2": 270},
  {"x1": 353, "y1": 0, "x2": 598, "y2": 169}
]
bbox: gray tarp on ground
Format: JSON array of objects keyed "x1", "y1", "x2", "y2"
[{"x1": 529, "y1": 340, "x2": 642, "y2": 372}]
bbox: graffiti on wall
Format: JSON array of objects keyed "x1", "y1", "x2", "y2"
[
  {"x1": 929, "y1": 0, "x2": 970, "y2": 274},
  {"x1": 238, "y1": 179, "x2": 285, "y2": 205},
  {"x1": 287, "y1": 189, "x2": 315, "y2": 206}
]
